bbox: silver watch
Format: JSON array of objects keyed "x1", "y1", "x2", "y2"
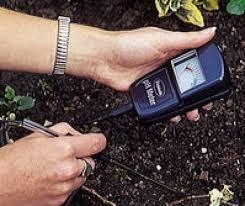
[{"x1": 53, "y1": 16, "x2": 70, "y2": 75}]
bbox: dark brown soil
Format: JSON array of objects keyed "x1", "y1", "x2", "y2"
[{"x1": 0, "y1": 0, "x2": 244, "y2": 206}]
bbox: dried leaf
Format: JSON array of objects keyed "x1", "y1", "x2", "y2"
[
  {"x1": 8, "y1": 113, "x2": 16, "y2": 121},
  {"x1": 209, "y1": 189, "x2": 223, "y2": 206},
  {"x1": 221, "y1": 185, "x2": 234, "y2": 202}
]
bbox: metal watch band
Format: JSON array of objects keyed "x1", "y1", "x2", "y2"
[{"x1": 53, "y1": 16, "x2": 70, "y2": 75}]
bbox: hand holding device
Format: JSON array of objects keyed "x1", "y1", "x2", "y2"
[{"x1": 86, "y1": 42, "x2": 231, "y2": 124}]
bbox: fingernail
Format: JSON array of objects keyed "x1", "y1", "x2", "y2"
[
  {"x1": 202, "y1": 102, "x2": 213, "y2": 111},
  {"x1": 202, "y1": 26, "x2": 217, "y2": 34},
  {"x1": 170, "y1": 116, "x2": 181, "y2": 123},
  {"x1": 204, "y1": 104, "x2": 213, "y2": 111},
  {"x1": 193, "y1": 114, "x2": 200, "y2": 121}
]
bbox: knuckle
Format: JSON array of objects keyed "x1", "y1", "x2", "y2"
[
  {"x1": 147, "y1": 26, "x2": 161, "y2": 32},
  {"x1": 58, "y1": 122, "x2": 70, "y2": 128},
  {"x1": 62, "y1": 143, "x2": 75, "y2": 157},
  {"x1": 54, "y1": 162, "x2": 78, "y2": 180},
  {"x1": 62, "y1": 163, "x2": 78, "y2": 179},
  {"x1": 53, "y1": 122, "x2": 71, "y2": 134}
]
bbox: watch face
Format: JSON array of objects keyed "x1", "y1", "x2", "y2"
[{"x1": 171, "y1": 50, "x2": 206, "y2": 93}]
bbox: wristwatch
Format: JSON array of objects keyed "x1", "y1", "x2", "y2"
[{"x1": 53, "y1": 16, "x2": 70, "y2": 75}]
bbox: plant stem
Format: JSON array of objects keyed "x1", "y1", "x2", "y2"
[
  {"x1": 82, "y1": 186, "x2": 117, "y2": 206},
  {"x1": 167, "y1": 194, "x2": 209, "y2": 206}
]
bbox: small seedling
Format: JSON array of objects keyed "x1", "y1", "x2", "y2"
[
  {"x1": 0, "y1": 85, "x2": 35, "y2": 120},
  {"x1": 155, "y1": 0, "x2": 219, "y2": 27},
  {"x1": 37, "y1": 79, "x2": 51, "y2": 96}
]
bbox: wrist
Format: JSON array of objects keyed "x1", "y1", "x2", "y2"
[{"x1": 65, "y1": 24, "x2": 114, "y2": 79}]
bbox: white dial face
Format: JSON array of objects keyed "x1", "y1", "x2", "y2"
[{"x1": 172, "y1": 50, "x2": 206, "y2": 93}]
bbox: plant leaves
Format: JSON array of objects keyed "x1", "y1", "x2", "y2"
[
  {"x1": 193, "y1": 0, "x2": 204, "y2": 5},
  {"x1": 183, "y1": 0, "x2": 196, "y2": 4},
  {"x1": 14, "y1": 96, "x2": 35, "y2": 111},
  {"x1": 170, "y1": 0, "x2": 182, "y2": 12},
  {"x1": 227, "y1": 0, "x2": 245, "y2": 15},
  {"x1": 0, "y1": 97, "x2": 7, "y2": 106},
  {"x1": 155, "y1": 0, "x2": 171, "y2": 17},
  {"x1": 176, "y1": 3, "x2": 204, "y2": 27},
  {"x1": 203, "y1": 0, "x2": 219, "y2": 10},
  {"x1": 4, "y1": 85, "x2": 15, "y2": 101}
]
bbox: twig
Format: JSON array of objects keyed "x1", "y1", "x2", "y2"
[
  {"x1": 223, "y1": 202, "x2": 239, "y2": 206},
  {"x1": 81, "y1": 186, "x2": 117, "y2": 206},
  {"x1": 98, "y1": 155, "x2": 184, "y2": 196},
  {"x1": 167, "y1": 194, "x2": 209, "y2": 206}
]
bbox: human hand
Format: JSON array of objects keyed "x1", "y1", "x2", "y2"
[
  {"x1": 67, "y1": 26, "x2": 216, "y2": 121},
  {"x1": 90, "y1": 27, "x2": 216, "y2": 91},
  {"x1": 0, "y1": 122, "x2": 106, "y2": 206}
]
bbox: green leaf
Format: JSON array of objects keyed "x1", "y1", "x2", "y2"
[
  {"x1": 155, "y1": 0, "x2": 171, "y2": 17},
  {"x1": 176, "y1": 3, "x2": 204, "y2": 27},
  {"x1": 0, "y1": 97, "x2": 7, "y2": 106},
  {"x1": 227, "y1": 0, "x2": 245, "y2": 15},
  {"x1": 4, "y1": 85, "x2": 15, "y2": 100},
  {"x1": 183, "y1": 0, "x2": 196, "y2": 5},
  {"x1": 193, "y1": 0, "x2": 204, "y2": 5},
  {"x1": 203, "y1": 0, "x2": 219, "y2": 10},
  {"x1": 170, "y1": 0, "x2": 182, "y2": 12},
  {"x1": 14, "y1": 96, "x2": 35, "y2": 111}
]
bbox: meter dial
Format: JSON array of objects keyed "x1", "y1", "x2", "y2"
[{"x1": 174, "y1": 57, "x2": 206, "y2": 93}]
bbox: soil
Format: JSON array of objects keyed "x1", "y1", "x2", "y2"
[{"x1": 0, "y1": 0, "x2": 244, "y2": 206}]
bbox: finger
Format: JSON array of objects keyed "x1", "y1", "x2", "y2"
[
  {"x1": 186, "y1": 109, "x2": 200, "y2": 121},
  {"x1": 49, "y1": 122, "x2": 81, "y2": 136},
  {"x1": 202, "y1": 102, "x2": 213, "y2": 111},
  {"x1": 77, "y1": 157, "x2": 95, "y2": 178},
  {"x1": 170, "y1": 115, "x2": 182, "y2": 123},
  {"x1": 25, "y1": 122, "x2": 82, "y2": 140},
  {"x1": 72, "y1": 176, "x2": 86, "y2": 190},
  {"x1": 163, "y1": 27, "x2": 216, "y2": 50},
  {"x1": 62, "y1": 158, "x2": 94, "y2": 191},
  {"x1": 55, "y1": 178, "x2": 85, "y2": 197},
  {"x1": 60, "y1": 133, "x2": 107, "y2": 158}
]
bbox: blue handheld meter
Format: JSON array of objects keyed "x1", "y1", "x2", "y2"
[
  {"x1": 129, "y1": 42, "x2": 231, "y2": 123},
  {"x1": 83, "y1": 42, "x2": 231, "y2": 124}
]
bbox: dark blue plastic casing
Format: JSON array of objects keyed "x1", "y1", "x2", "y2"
[{"x1": 129, "y1": 43, "x2": 231, "y2": 123}]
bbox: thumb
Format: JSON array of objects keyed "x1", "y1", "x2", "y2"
[
  {"x1": 61, "y1": 133, "x2": 107, "y2": 158},
  {"x1": 163, "y1": 27, "x2": 217, "y2": 50}
]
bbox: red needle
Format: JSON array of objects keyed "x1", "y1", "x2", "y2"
[{"x1": 185, "y1": 65, "x2": 193, "y2": 72}]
